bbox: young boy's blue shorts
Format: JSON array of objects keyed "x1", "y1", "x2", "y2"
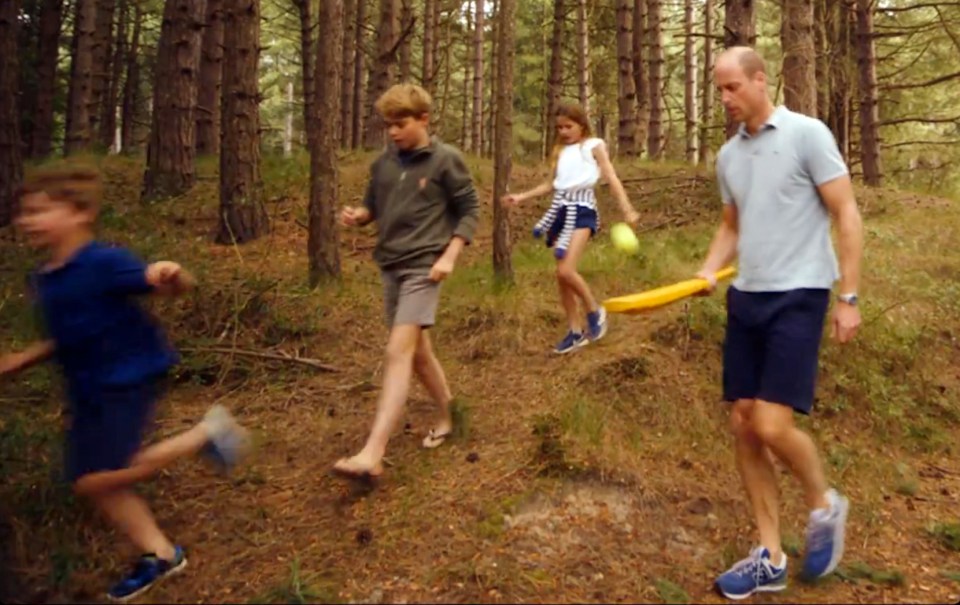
[
  {"x1": 65, "y1": 378, "x2": 163, "y2": 483},
  {"x1": 722, "y1": 287, "x2": 830, "y2": 415},
  {"x1": 546, "y1": 205, "x2": 598, "y2": 248}
]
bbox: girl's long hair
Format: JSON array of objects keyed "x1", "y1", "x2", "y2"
[{"x1": 549, "y1": 102, "x2": 593, "y2": 175}]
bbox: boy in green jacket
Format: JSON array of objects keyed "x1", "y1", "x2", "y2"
[{"x1": 335, "y1": 84, "x2": 480, "y2": 481}]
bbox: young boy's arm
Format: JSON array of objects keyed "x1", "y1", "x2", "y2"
[
  {"x1": 146, "y1": 261, "x2": 196, "y2": 297},
  {"x1": 0, "y1": 340, "x2": 55, "y2": 377},
  {"x1": 431, "y1": 151, "x2": 480, "y2": 282}
]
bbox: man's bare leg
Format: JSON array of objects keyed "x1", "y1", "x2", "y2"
[{"x1": 732, "y1": 399, "x2": 784, "y2": 562}]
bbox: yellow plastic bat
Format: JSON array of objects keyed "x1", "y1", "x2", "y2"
[{"x1": 602, "y1": 266, "x2": 737, "y2": 315}]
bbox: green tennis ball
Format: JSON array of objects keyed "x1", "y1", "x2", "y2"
[{"x1": 610, "y1": 222, "x2": 640, "y2": 254}]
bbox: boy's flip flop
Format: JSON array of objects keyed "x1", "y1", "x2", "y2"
[{"x1": 422, "y1": 429, "x2": 452, "y2": 449}]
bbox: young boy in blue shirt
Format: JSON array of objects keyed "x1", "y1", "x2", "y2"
[{"x1": 0, "y1": 166, "x2": 251, "y2": 602}]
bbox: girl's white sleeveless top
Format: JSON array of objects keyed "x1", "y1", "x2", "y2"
[{"x1": 553, "y1": 138, "x2": 604, "y2": 191}]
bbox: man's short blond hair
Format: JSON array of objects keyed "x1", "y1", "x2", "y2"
[
  {"x1": 375, "y1": 84, "x2": 433, "y2": 120},
  {"x1": 17, "y1": 163, "x2": 102, "y2": 212}
]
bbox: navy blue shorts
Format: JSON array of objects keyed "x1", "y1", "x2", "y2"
[
  {"x1": 546, "y1": 205, "x2": 598, "y2": 248},
  {"x1": 65, "y1": 379, "x2": 162, "y2": 483},
  {"x1": 722, "y1": 287, "x2": 830, "y2": 415}
]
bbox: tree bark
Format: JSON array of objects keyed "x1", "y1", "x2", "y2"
[
  {"x1": 723, "y1": 0, "x2": 755, "y2": 138},
  {"x1": 828, "y1": 0, "x2": 852, "y2": 161},
  {"x1": 341, "y1": 0, "x2": 357, "y2": 145},
  {"x1": 218, "y1": 0, "x2": 268, "y2": 243},
  {"x1": 141, "y1": 0, "x2": 205, "y2": 202},
  {"x1": 310, "y1": 0, "x2": 344, "y2": 283},
  {"x1": 364, "y1": 0, "x2": 398, "y2": 148},
  {"x1": 615, "y1": 0, "x2": 636, "y2": 156},
  {"x1": 575, "y1": 0, "x2": 590, "y2": 113},
  {"x1": 422, "y1": 0, "x2": 436, "y2": 94},
  {"x1": 646, "y1": 0, "x2": 664, "y2": 158},
  {"x1": 295, "y1": 0, "x2": 315, "y2": 153},
  {"x1": 632, "y1": 0, "x2": 648, "y2": 155},
  {"x1": 493, "y1": 0, "x2": 515, "y2": 282},
  {"x1": 120, "y1": 1, "x2": 142, "y2": 153},
  {"x1": 684, "y1": 0, "x2": 698, "y2": 163},
  {"x1": 399, "y1": 0, "x2": 413, "y2": 81},
  {"x1": 854, "y1": 0, "x2": 881, "y2": 186},
  {"x1": 461, "y1": 4, "x2": 472, "y2": 151},
  {"x1": 99, "y1": 0, "x2": 127, "y2": 152},
  {"x1": 197, "y1": 0, "x2": 224, "y2": 155},
  {"x1": 486, "y1": 0, "x2": 498, "y2": 158},
  {"x1": 65, "y1": 0, "x2": 97, "y2": 155},
  {"x1": 472, "y1": 0, "x2": 485, "y2": 154},
  {"x1": 28, "y1": 0, "x2": 65, "y2": 159},
  {"x1": 699, "y1": 0, "x2": 714, "y2": 165},
  {"x1": 814, "y1": 0, "x2": 829, "y2": 120},
  {"x1": 89, "y1": 0, "x2": 116, "y2": 148},
  {"x1": 0, "y1": 0, "x2": 22, "y2": 228},
  {"x1": 781, "y1": 0, "x2": 816, "y2": 117},
  {"x1": 352, "y1": 0, "x2": 366, "y2": 149},
  {"x1": 546, "y1": 0, "x2": 564, "y2": 154}
]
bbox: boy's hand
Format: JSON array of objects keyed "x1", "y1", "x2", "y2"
[
  {"x1": 341, "y1": 206, "x2": 371, "y2": 227},
  {"x1": 146, "y1": 261, "x2": 183, "y2": 287},
  {"x1": 0, "y1": 352, "x2": 27, "y2": 377},
  {"x1": 429, "y1": 255, "x2": 455, "y2": 282}
]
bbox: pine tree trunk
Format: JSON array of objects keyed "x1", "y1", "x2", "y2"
[
  {"x1": 575, "y1": 0, "x2": 590, "y2": 113},
  {"x1": 829, "y1": 0, "x2": 852, "y2": 161},
  {"x1": 296, "y1": 0, "x2": 315, "y2": 153},
  {"x1": 615, "y1": 0, "x2": 636, "y2": 156},
  {"x1": 341, "y1": 0, "x2": 357, "y2": 144},
  {"x1": 632, "y1": 0, "x2": 648, "y2": 155},
  {"x1": 141, "y1": 0, "x2": 205, "y2": 202},
  {"x1": 461, "y1": 5, "x2": 472, "y2": 151},
  {"x1": 723, "y1": 0, "x2": 755, "y2": 138},
  {"x1": 698, "y1": 0, "x2": 714, "y2": 165},
  {"x1": 351, "y1": 0, "x2": 366, "y2": 149},
  {"x1": 781, "y1": 0, "x2": 816, "y2": 117},
  {"x1": 399, "y1": 0, "x2": 413, "y2": 81},
  {"x1": 814, "y1": 0, "x2": 829, "y2": 121},
  {"x1": 310, "y1": 0, "x2": 344, "y2": 283},
  {"x1": 100, "y1": 0, "x2": 127, "y2": 152},
  {"x1": 546, "y1": 0, "x2": 564, "y2": 155},
  {"x1": 492, "y1": 0, "x2": 515, "y2": 282},
  {"x1": 472, "y1": 0, "x2": 484, "y2": 154},
  {"x1": 284, "y1": 79, "x2": 295, "y2": 157},
  {"x1": 646, "y1": 0, "x2": 664, "y2": 158},
  {"x1": 218, "y1": 0, "x2": 268, "y2": 243},
  {"x1": 364, "y1": 0, "x2": 398, "y2": 148},
  {"x1": 684, "y1": 0, "x2": 697, "y2": 163},
  {"x1": 854, "y1": 0, "x2": 881, "y2": 186},
  {"x1": 89, "y1": 0, "x2": 116, "y2": 148},
  {"x1": 486, "y1": 0, "x2": 498, "y2": 158},
  {"x1": 120, "y1": 1, "x2": 142, "y2": 153},
  {"x1": 197, "y1": 0, "x2": 224, "y2": 155},
  {"x1": 29, "y1": 0, "x2": 65, "y2": 159},
  {"x1": 422, "y1": 0, "x2": 436, "y2": 93},
  {"x1": 0, "y1": 0, "x2": 22, "y2": 228},
  {"x1": 65, "y1": 0, "x2": 97, "y2": 155}
]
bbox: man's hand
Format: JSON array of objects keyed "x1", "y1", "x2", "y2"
[
  {"x1": 694, "y1": 269, "x2": 719, "y2": 297},
  {"x1": 831, "y1": 302, "x2": 861, "y2": 343},
  {"x1": 341, "y1": 206, "x2": 371, "y2": 227},
  {"x1": 429, "y1": 254, "x2": 455, "y2": 282}
]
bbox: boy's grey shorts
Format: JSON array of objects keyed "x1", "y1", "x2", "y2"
[{"x1": 381, "y1": 268, "x2": 441, "y2": 328}]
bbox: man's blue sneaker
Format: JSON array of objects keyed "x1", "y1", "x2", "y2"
[
  {"x1": 107, "y1": 546, "x2": 187, "y2": 602},
  {"x1": 715, "y1": 546, "x2": 787, "y2": 600},
  {"x1": 201, "y1": 405, "x2": 252, "y2": 473},
  {"x1": 586, "y1": 307, "x2": 607, "y2": 341},
  {"x1": 554, "y1": 331, "x2": 587, "y2": 354},
  {"x1": 801, "y1": 488, "x2": 849, "y2": 581}
]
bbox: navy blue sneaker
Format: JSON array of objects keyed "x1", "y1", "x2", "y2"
[
  {"x1": 107, "y1": 546, "x2": 187, "y2": 602},
  {"x1": 801, "y1": 488, "x2": 849, "y2": 581},
  {"x1": 201, "y1": 405, "x2": 251, "y2": 473},
  {"x1": 586, "y1": 307, "x2": 608, "y2": 341},
  {"x1": 715, "y1": 546, "x2": 787, "y2": 600},
  {"x1": 554, "y1": 331, "x2": 587, "y2": 354}
]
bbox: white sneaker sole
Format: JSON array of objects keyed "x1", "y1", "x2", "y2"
[
  {"x1": 822, "y1": 492, "x2": 849, "y2": 576},
  {"x1": 719, "y1": 582, "x2": 787, "y2": 600},
  {"x1": 107, "y1": 557, "x2": 188, "y2": 603}
]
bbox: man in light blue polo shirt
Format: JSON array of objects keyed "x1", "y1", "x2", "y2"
[{"x1": 697, "y1": 47, "x2": 864, "y2": 599}]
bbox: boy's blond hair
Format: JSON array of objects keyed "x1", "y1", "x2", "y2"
[
  {"x1": 18, "y1": 163, "x2": 103, "y2": 212},
  {"x1": 374, "y1": 84, "x2": 433, "y2": 120}
]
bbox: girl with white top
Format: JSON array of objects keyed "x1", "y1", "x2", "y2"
[{"x1": 504, "y1": 103, "x2": 639, "y2": 354}]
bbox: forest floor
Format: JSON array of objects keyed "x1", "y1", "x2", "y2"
[{"x1": 1, "y1": 152, "x2": 959, "y2": 605}]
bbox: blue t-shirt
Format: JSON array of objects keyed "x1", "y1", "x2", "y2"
[{"x1": 32, "y1": 241, "x2": 179, "y2": 401}]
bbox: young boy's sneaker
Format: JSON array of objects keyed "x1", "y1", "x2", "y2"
[
  {"x1": 801, "y1": 488, "x2": 849, "y2": 581},
  {"x1": 586, "y1": 307, "x2": 607, "y2": 341},
  {"x1": 554, "y1": 331, "x2": 587, "y2": 354},
  {"x1": 201, "y1": 405, "x2": 251, "y2": 473},
  {"x1": 715, "y1": 546, "x2": 787, "y2": 600},
  {"x1": 107, "y1": 546, "x2": 187, "y2": 602}
]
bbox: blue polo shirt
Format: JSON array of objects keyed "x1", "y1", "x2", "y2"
[{"x1": 32, "y1": 241, "x2": 179, "y2": 403}]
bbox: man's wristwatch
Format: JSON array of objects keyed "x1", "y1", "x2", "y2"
[{"x1": 838, "y1": 293, "x2": 858, "y2": 306}]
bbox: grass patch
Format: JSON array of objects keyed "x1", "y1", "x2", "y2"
[
  {"x1": 654, "y1": 578, "x2": 690, "y2": 604},
  {"x1": 836, "y1": 561, "x2": 906, "y2": 587},
  {"x1": 252, "y1": 558, "x2": 340, "y2": 605},
  {"x1": 928, "y1": 522, "x2": 960, "y2": 552},
  {"x1": 942, "y1": 570, "x2": 960, "y2": 583}
]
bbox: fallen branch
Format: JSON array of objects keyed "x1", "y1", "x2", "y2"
[{"x1": 181, "y1": 346, "x2": 340, "y2": 372}]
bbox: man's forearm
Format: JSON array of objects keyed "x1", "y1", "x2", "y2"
[
  {"x1": 701, "y1": 224, "x2": 739, "y2": 274},
  {"x1": 836, "y1": 204, "x2": 863, "y2": 294}
]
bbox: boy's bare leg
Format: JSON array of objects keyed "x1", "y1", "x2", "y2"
[
  {"x1": 89, "y1": 489, "x2": 177, "y2": 561},
  {"x1": 334, "y1": 323, "x2": 421, "y2": 475},
  {"x1": 413, "y1": 331, "x2": 453, "y2": 436},
  {"x1": 732, "y1": 399, "x2": 784, "y2": 562}
]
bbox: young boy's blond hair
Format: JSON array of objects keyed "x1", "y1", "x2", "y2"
[
  {"x1": 374, "y1": 84, "x2": 433, "y2": 120},
  {"x1": 18, "y1": 164, "x2": 103, "y2": 213}
]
